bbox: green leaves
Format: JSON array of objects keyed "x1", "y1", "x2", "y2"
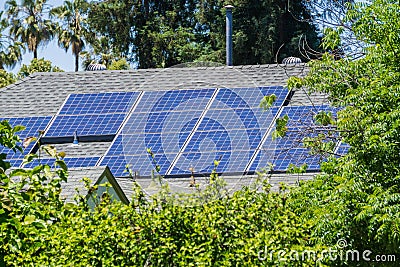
[
  {"x1": 259, "y1": 94, "x2": 276, "y2": 110},
  {"x1": 321, "y1": 27, "x2": 344, "y2": 50},
  {"x1": 17, "y1": 58, "x2": 63, "y2": 79},
  {"x1": 314, "y1": 111, "x2": 334, "y2": 126},
  {"x1": 272, "y1": 114, "x2": 289, "y2": 140}
]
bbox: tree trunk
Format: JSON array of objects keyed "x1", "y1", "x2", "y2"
[
  {"x1": 34, "y1": 42, "x2": 38, "y2": 59},
  {"x1": 75, "y1": 53, "x2": 79, "y2": 72}
]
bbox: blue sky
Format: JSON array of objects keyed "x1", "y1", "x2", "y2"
[{"x1": 4, "y1": 0, "x2": 75, "y2": 73}]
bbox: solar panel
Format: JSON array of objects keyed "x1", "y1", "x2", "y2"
[
  {"x1": 249, "y1": 105, "x2": 340, "y2": 172},
  {"x1": 45, "y1": 114, "x2": 127, "y2": 137},
  {"x1": 211, "y1": 86, "x2": 287, "y2": 109},
  {"x1": 59, "y1": 92, "x2": 138, "y2": 115},
  {"x1": 1, "y1": 116, "x2": 52, "y2": 138},
  {"x1": 170, "y1": 150, "x2": 253, "y2": 175},
  {"x1": 281, "y1": 105, "x2": 337, "y2": 127},
  {"x1": 100, "y1": 155, "x2": 130, "y2": 177},
  {"x1": 8, "y1": 159, "x2": 22, "y2": 168},
  {"x1": 45, "y1": 92, "x2": 139, "y2": 138},
  {"x1": 0, "y1": 116, "x2": 52, "y2": 163},
  {"x1": 133, "y1": 89, "x2": 216, "y2": 113},
  {"x1": 167, "y1": 88, "x2": 283, "y2": 175},
  {"x1": 100, "y1": 154, "x2": 174, "y2": 177},
  {"x1": 122, "y1": 110, "x2": 205, "y2": 135}
]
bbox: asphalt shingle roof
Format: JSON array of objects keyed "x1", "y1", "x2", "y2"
[
  {"x1": 61, "y1": 166, "x2": 108, "y2": 202},
  {"x1": 62, "y1": 166, "x2": 129, "y2": 203},
  {"x1": 39, "y1": 142, "x2": 111, "y2": 159},
  {"x1": 116, "y1": 172, "x2": 316, "y2": 201},
  {"x1": 0, "y1": 64, "x2": 307, "y2": 117}
]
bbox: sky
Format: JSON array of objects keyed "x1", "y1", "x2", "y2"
[{"x1": 3, "y1": 0, "x2": 76, "y2": 73}]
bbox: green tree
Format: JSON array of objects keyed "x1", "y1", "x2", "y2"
[
  {"x1": 0, "y1": 69, "x2": 15, "y2": 88},
  {"x1": 17, "y1": 58, "x2": 63, "y2": 78},
  {"x1": 86, "y1": 0, "x2": 135, "y2": 62},
  {"x1": 0, "y1": 11, "x2": 24, "y2": 69},
  {"x1": 86, "y1": 0, "x2": 321, "y2": 68},
  {"x1": 285, "y1": 0, "x2": 400, "y2": 262},
  {"x1": 5, "y1": 0, "x2": 56, "y2": 59},
  {"x1": 108, "y1": 58, "x2": 130, "y2": 70},
  {"x1": 51, "y1": 0, "x2": 90, "y2": 72}
]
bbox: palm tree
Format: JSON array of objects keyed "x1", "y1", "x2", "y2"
[
  {"x1": 0, "y1": 11, "x2": 24, "y2": 69},
  {"x1": 51, "y1": 0, "x2": 89, "y2": 72},
  {"x1": 5, "y1": 0, "x2": 55, "y2": 59}
]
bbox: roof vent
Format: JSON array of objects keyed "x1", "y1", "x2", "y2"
[
  {"x1": 282, "y1": 57, "x2": 302, "y2": 64},
  {"x1": 73, "y1": 131, "x2": 79, "y2": 145},
  {"x1": 86, "y1": 63, "x2": 107, "y2": 71}
]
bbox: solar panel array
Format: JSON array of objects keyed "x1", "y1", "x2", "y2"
[
  {"x1": 99, "y1": 87, "x2": 288, "y2": 176},
  {"x1": 1, "y1": 88, "x2": 342, "y2": 176}
]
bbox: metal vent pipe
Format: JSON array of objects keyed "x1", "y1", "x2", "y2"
[{"x1": 225, "y1": 5, "x2": 234, "y2": 66}]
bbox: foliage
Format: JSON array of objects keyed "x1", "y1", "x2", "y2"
[
  {"x1": 0, "y1": 11, "x2": 24, "y2": 69},
  {"x1": 285, "y1": 0, "x2": 400, "y2": 264},
  {"x1": 86, "y1": 0, "x2": 321, "y2": 68},
  {"x1": 5, "y1": 0, "x2": 56, "y2": 59},
  {"x1": 0, "y1": 120, "x2": 68, "y2": 265},
  {"x1": 0, "y1": 120, "x2": 324, "y2": 266},
  {"x1": 17, "y1": 58, "x2": 63, "y2": 78},
  {"x1": 51, "y1": 0, "x2": 91, "y2": 72},
  {"x1": 108, "y1": 58, "x2": 130, "y2": 70},
  {"x1": 0, "y1": 69, "x2": 15, "y2": 88}
]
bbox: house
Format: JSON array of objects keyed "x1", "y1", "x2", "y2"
[{"x1": 0, "y1": 63, "x2": 335, "y2": 202}]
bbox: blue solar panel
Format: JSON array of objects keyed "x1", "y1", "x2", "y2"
[
  {"x1": 211, "y1": 87, "x2": 288, "y2": 109},
  {"x1": 122, "y1": 111, "x2": 204, "y2": 134},
  {"x1": 170, "y1": 150, "x2": 252, "y2": 175},
  {"x1": 249, "y1": 105, "x2": 340, "y2": 172},
  {"x1": 133, "y1": 89, "x2": 215, "y2": 113},
  {"x1": 101, "y1": 154, "x2": 174, "y2": 177},
  {"x1": 46, "y1": 92, "x2": 137, "y2": 138},
  {"x1": 0, "y1": 116, "x2": 52, "y2": 163},
  {"x1": 59, "y1": 92, "x2": 137, "y2": 115},
  {"x1": 1, "y1": 116, "x2": 52, "y2": 138},
  {"x1": 183, "y1": 129, "x2": 261, "y2": 152},
  {"x1": 100, "y1": 155, "x2": 130, "y2": 177},
  {"x1": 46, "y1": 114, "x2": 126, "y2": 137},
  {"x1": 148, "y1": 89, "x2": 215, "y2": 112},
  {"x1": 279, "y1": 105, "x2": 337, "y2": 127},
  {"x1": 260, "y1": 86, "x2": 288, "y2": 106},
  {"x1": 8, "y1": 159, "x2": 22, "y2": 168}
]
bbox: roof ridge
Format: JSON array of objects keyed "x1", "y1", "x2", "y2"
[
  {"x1": 1, "y1": 73, "x2": 38, "y2": 91},
  {"x1": 26, "y1": 63, "x2": 307, "y2": 76}
]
